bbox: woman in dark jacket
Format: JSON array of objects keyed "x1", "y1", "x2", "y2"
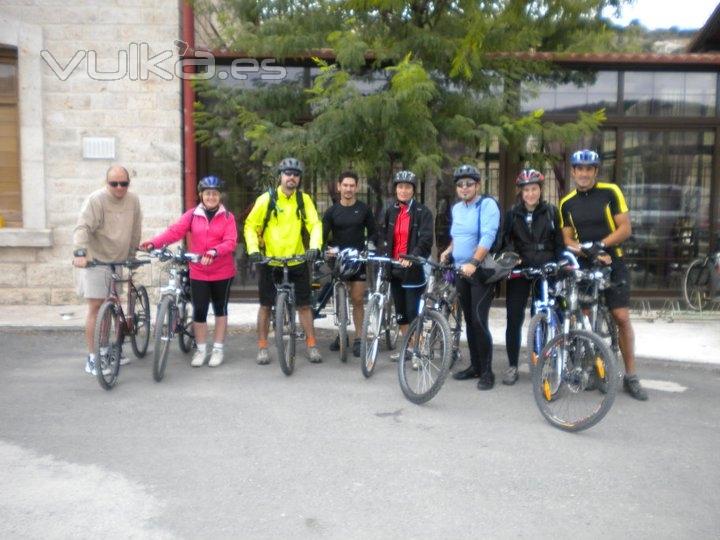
[
  {"x1": 502, "y1": 169, "x2": 565, "y2": 385},
  {"x1": 382, "y1": 170, "x2": 434, "y2": 355}
]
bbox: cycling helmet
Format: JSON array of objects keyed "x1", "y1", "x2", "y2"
[
  {"x1": 515, "y1": 168, "x2": 545, "y2": 187},
  {"x1": 453, "y1": 164, "x2": 481, "y2": 182},
  {"x1": 484, "y1": 251, "x2": 521, "y2": 283},
  {"x1": 336, "y1": 248, "x2": 362, "y2": 279},
  {"x1": 570, "y1": 149, "x2": 600, "y2": 167},
  {"x1": 197, "y1": 175, "x2": 225, "y2": 193},
  {"x1": 278, "y1": 157, "x2": 304, "y2": 175},
  {"x1": 393, "y1": 170, "x2": 417, "y2": 187}
]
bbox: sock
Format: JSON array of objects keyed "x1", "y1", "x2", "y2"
[
  {"x1": 197, "y1": 343, "x2": 207, "y2": 353},
  {"x1": 213, "y1": 342, "x2": 223, "y2": 351},
  {"x1": 258, "y1": 339, "x2": 268, "y2": 349},
  {"x1": 306, "y1": 336, "x2": 317, "y2": 348}
]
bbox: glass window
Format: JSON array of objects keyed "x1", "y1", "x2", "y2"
[
  {"x1": 521, "y1": 71, "x2": 618, "y2": 114},
  {"x1": 0, "y1": 48, "x2": 21, "y2": 227},
  {"x1": 620, "y1": 130, "x2": 713, "y2": 290},
  {"x1": 624, "y1": 72, "x2": 716, "y2": 117}
]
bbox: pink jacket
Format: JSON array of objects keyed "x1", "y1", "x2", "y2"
[{"x1": 150, "y1": 205, "x2": 237, "y2": 281}]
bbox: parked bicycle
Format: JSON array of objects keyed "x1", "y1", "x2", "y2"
[
  {"x1": 357, "y1": 253, "x2": 401, "y2": 378},
  {"x1": 150, "y1": 247, "x2": 200, "y2": 382},
  {"x1": 532, "y1": 251, "x2": 620, "y2": 432},
  {"x1": 90, "y1": 258, "x2": 151, "y2": 390},
  {"x1": 683, "y1": 251, "x2": 720, "y2": 311}
]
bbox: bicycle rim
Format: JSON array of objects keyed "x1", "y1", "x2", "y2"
[
  {"x1": 361, "y1": 296, "x2": 383, "y2": 378},
  {"x1": 532, "y1": 329, "x2": 618, "y2": 432},
  {"x1": 384, "y1": 300, "x2": 399, "y2": 350},
  {"x1": 336, "y1": 284, "x2": 349, "y2": 363},
  {"x1": 177, "y1": 299, "x2": 195, "y2": 353},
  {"x1": 684, "y1": 260, "x2": 711, "y2": 311},
  {"x1": 398, "y1": 311, "x2": 451, "y2": 404},
  {"x1": 94, "y1": 301, "x2": 122, "y2": 390},
  {"x1": 153, "y1": 296, "x2": 174, "y2": 382},
  {"x1": 130, "y1": 286, "x2": 150, "y2": 358},
  {"x1": 275, "y1": 293, "x2": 295, "y2": 376}
]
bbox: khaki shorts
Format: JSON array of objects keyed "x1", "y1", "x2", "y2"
[{"x1": 75, "y1": 266, "x2": 121, "y2": 299}]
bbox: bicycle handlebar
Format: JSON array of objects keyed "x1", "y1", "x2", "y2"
[
  {"x1": 87, "y1": 258, "x2": 151, "y2": 270},
  {"x1": 259, "y1": 254, "x2": 307, "y2": 265},
  {"x1": 149, "y1": 247, "x2": 201, "y2": 264}
]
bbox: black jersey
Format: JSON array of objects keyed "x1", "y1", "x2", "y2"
[
  {"x1": 322, "y1": 200, "x2": 378, "y2": 251},
  {"x1": 559, "y1": 182, "x2": 629, "y2": 258}
]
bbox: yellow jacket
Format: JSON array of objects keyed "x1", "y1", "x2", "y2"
[{"x1": 243, "y1": 188, "x2": 322, "y2": 264}]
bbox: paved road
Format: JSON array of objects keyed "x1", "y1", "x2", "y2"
[{"x1": 1, "y1": 330, "x2": 718, "y2": 539}]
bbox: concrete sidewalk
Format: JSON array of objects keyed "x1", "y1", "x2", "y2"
[{"x1": 1, "y1": 303, "x2": 718, "y2": 366}]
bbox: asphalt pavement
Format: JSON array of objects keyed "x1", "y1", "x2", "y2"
[{"x1": 0, "y1": 329, "x2": 718, "y2": 538}]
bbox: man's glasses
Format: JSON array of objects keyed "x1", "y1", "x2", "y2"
[
  {"x1": 108, "y1": 181, "x2": 130, "y2": 188},
  {"x1": 282, "y1": 171, "x2": 301, "y2": 178},
  {"x1": 456, "y1": 181, "x2": 476, "y2": 188}
]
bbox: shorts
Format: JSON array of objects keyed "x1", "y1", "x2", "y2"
[
  {"x1": 75, "y1": 265, "x2": 118, "y2": 299},
  {"x1": 344, "y1": 262, "x2": 367, "y2": 282},
  {"x1": 604, "y1": 259, "x2": 631, "y2": 310},
  {"x1": 258, "y1": 262, "x2": 312, "y2": 307}
]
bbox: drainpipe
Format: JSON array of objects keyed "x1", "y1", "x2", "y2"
[{"x1": 181, "y1": 0, "x2": 196, "y2": 211}]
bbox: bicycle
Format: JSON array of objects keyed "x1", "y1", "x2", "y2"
[
  {"x1": 357, "y1": 253, "x2": 401, "y2": 378},
  {"x1": 396, "y1": 255, "x2": 457, "y2": 404},
  {"x1": 683, "y1": 251, "x2": 720, "y2": 311},
  {"x1": 259, "y1": 255, "x2": 308, "y2": 376},
  {"x1": 90, "y1": 258, "x2": 151, "y2": 390},
  {"x1": 149, "y1": 247, "x2": 200, "y2": 382},
  {"x1": 532, "y1": 252, "x2": 620, "y2": 432}
]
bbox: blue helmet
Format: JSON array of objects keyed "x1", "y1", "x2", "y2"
[
  {"x1": 570, "y1": 149, "x2": 600, "y2": 167},
  {"x1": 197, "y1": 175, "x2": 225, "y2": 193}
]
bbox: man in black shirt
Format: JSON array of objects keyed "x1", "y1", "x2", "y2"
[
  {"x1": 323, "y1": 171, "x2": 378, "y2": 357},
  {"x1": 559, "y1": 149, "x2": 648, "y2": 401}
]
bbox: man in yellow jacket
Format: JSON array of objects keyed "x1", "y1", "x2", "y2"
[{"x1": 244, "y1": 157, "x2": 323, "y2": 365}]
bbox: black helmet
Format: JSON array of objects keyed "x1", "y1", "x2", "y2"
[
  {"x1": 197, "y1": 175, "x2": 225, "y2": 193},
  {"x1": 278, "y1": 157, "x2": 304, "y2": 175},
  {"x1": 453, "y1": 164, "x2": 481, "y2": 182},
  {"x1": 484, "y1": 251, "x2": 521, "y2": 283},
  {"x1": 393, "y1": 170, "x2": 417, "y2": 187}
]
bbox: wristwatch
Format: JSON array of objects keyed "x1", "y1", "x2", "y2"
[
  {"x1": 469, "y1": 258, "x2": 481, "y2": 267},
  {"x1": 73, "y1": 248, "x2": 87, "y2": 257}
]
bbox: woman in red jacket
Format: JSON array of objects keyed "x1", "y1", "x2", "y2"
[{"x1": 141, "y1": 176, "x2": 237, "y2": 367}]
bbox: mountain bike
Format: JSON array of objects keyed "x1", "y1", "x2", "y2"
[
  {"x1": 396, "y1": 255, "x2": 457, "y2": 404},
  {"x1": 149, "y1": 247, "x2": 199, "y2": 382},
  {"x1": 532, "y1": 252, "x2": 619, "y2": 432},
  {"x1": 90, "y1": 258, "x2": 151, "y2": 390},
  {"x1": 357, "y1": 254, "x2": 401, "y2": 378},
  {"x1": 683, "y1": 251, "x2": 720, "y2": 311},
  {"x1": 310, "y1": 253, "x2": 352, "y2": 362}
]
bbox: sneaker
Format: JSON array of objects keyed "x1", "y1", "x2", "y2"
[
  {"x1": 477, "y1": 371, "x2": 495, "y2": 391},
  {"x1": 191, "y1": 349, "x2": 206, "y2": 367},
  {"x1": 119, "y1": 352, "x2": 131, "y2": 366},
  {"x1": 352, "y1": 338, "x2": 361, "y2": 358},
  {"x1": 390, "y1": 351, "x2": 400, "y2": 362},
  {"x1": 308, "y1": 346, "x2": 323, "y2": 363},
  {"x1": 623, "y1": 374, "x2": 648, "y2": 401},
  {"x1": 208, "y1": 348, "x2": 224, "y2": 367},
  {"x1": 257, "y1": 348, "x2": 271, "y2": 365},
  {"x1": 502, "y1": 366, "x2": 519, "y2": 386},
  {"x1": 85, "y1": 355, "x2": 96, "y2": 376}
]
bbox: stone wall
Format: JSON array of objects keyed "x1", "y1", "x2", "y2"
[{"x1": 0, "y1": 0, "x2": 182, "y2": 304}]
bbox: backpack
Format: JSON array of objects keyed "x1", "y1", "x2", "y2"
[
  {"x1": 477, "y1": 195, "x2": 503, "y2": 254},
  {"x1": 258, "y1": 187, "x2": 310, "y2": 249}
]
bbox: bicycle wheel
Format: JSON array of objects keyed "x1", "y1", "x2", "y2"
[
  {"x1": 384, "y1": 299, "x2": 399, "y2": 350},
  {"x1": 335, "y1": 283, "x2": 349, "y2": 363},
  {"x1": 447, "y1": 298, "x2": 463, "y2": 369},
  {"x1": 94, "y1": 300, "x2": 123, "y2": 390},
  {"x1": 532, "y1": 329, "x2": 618, "y2": 432},
  {"x1": 360, "y1": 295, "x2": 383, "y2": 378},
  {"x1": 398, "y1": 310, "x2": 452, "y2": 404},
  {"x1": 275, "y1": 292, "x2": 296, "y2": 376},
  {"x1": 683, "y1": 258, "x2": 711, "y2": 311},
  {"x1": 526, "y1": 311, "x2": 558, "y2": 376},
  {"x1": 177, "y1": 299, "x2": 195, "y2": 353},
  {"x1": 152, "y1": 296, "x2": 174, "y2": 382},
  {"x1": 130, "y1": 285, "x2": 151, "y2": 358}
]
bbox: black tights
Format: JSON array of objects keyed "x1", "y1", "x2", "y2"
[
  {"x1": 456, "y1": 277, "x2": 495, "y2": 376},
  {"x1": 505, "y1": 277, "x2": 534, "y2": 368}
]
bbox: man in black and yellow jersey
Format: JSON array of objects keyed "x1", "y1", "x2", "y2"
[{"x1": 559, "y1": 149, "x2": 648, "y2": 401}]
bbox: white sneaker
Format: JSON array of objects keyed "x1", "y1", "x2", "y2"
[
  {"x1": 191, "y1": 349, "x2": 207, "y2": 367},
  {"x1": 257, "y1": 348, "x2": 270, "y2": 365},
  {"x1": 85, "y1": 355, "x2": 96, "y2": 376},
  {"x1": 208, "y1": 348, "x2": 224, "y2": 367},
  {"x1": 119, "y1": 352, "x2": 131, "y2": 366}
]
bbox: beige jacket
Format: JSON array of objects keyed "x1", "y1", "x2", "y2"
[{"x1": 73, "y1": 188, "x2": 142, "y2": 262}]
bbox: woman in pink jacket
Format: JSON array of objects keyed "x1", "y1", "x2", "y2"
[{"x1": 141, "y1": 176, "x2": 237, "y2": 367}]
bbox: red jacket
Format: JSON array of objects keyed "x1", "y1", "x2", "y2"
[{"x1": 150, "y1": 205, "x2": 237, "y2": 281}]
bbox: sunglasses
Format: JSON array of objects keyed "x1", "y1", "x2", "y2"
[
  {"x1": 456, "y1": 181, "x2": 477, "y2": 188},
  {"x1": 282, "y1": 171, "x2": 301, "y2": 178},
  {"x1": 108, "y1": 181, "x2": 130, "y2": 188}
]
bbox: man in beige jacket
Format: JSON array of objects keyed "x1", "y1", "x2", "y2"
[{"x1": 72, "y1": 165, "x2": 142, "y2": 375}]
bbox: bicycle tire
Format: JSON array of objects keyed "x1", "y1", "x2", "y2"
[
  {"x1": 360, "y1": 295, "x2": 383, "y2": 378},
  {"x1": 94, "y1": 300, "x2": 122, "y2": 390},
  {"x1": 336, "y1": 283, "x2": 349, "y2": 363},
  {"x1": 130, "y1": 285, "x2": 151, "y2": 358},
  {"x1": 384, "y1": 299, "x2": 400, "y2": 350},
  {"x1": 526, "y1": 311, "x2": 558, "y2": 376},
  {"x1": 398, "y1": 310, "x2": 452, "y2": 404},
  {"x1": 447, "y1": 298, "x2": 463, "y2": 370},
  {"x1": 532, "y1": 329, "x2": 618, "y2": 432},
  {"x1": 177, "y1": 299, "x2": 195, "y2": 353},
  {"x1": 152, "y1": 296, "x2": 174, "y2": 382},
  {"x1": 593, "y1": 306, "x2": 621, "y2": 394},
  {"x1": 683, "y1": 258, "x2": 711, "y2": 311},
  {"x1": 275, "y1": 292, "x2": 296, "y2": 376}
]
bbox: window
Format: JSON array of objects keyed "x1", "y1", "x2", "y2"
[
  {"x1": 521, "y1": 71, "x2": 618, "y2": 115},
  {"x1": 0, "y1": 46, "x2": 20, "y2": 227},
  {"x1": 624, "y1": 72, "x2": 716, "y2": 117}
]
